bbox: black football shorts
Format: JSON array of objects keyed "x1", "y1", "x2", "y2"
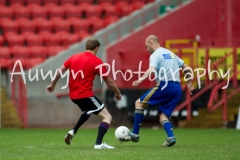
[{"x1": 71, "y1": 96, "x2": 105, "y2": 115}]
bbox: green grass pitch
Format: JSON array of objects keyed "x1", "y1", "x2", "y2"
[{"x1": 0, "y1": 128, "x2": 239, "y2": 160}]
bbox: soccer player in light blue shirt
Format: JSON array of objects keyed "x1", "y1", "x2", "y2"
[{"x1": 119, "y1": 35, "x2": 195, "y2": 147}]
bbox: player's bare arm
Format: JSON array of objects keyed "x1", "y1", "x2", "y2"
[
  {"x1": 46, "y1": 65, "x2": 68, "y2": 93},
  {"x1": 104, "y1": 77, "x2": 122, "y2": 101},
  {"x1": 132, "y1": 66, "x2": 156, "y2": 86},
  {"x1": 181, "y1": 63, "x2": 195, "y2": 95}
]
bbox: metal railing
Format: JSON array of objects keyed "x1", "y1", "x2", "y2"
[
  {"x1": 11, "y1": 75, "x2": 28, "y2": 128},
  {"x1": 175, "y1": 47, "x2": 239, "y2": 121}
]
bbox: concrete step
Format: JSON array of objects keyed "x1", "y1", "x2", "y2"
[
  {"x1": 179, "y1": 120, "x2": 223, "y2": 128},
  {"x1": 1, "y1": 122, "x2": 23, "y2": 128},
  {"x1": 0, "y1": 86, "x2": 23, "y2": 128},
  {"x1": 1, "y1": 101, "x2": 14, "y2": 106},
  {"x1": 198, "y1": 107, "x2": 238, "y2": 114}
]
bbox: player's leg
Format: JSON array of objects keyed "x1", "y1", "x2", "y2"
[
  {"x1": 72, "y1": 111, "x2": 90, "y2": 134},
  {"x1": 65, "y1": 99, "x2": 91, "y2": 145},
  {"x1": 94, "y1": 107, "x2": 114, "y2": 149},
  {"x1": 158, "y1": 82, "x2": 182, "y2": 147},
  {"x1": 119, "y1": 87, "x2": 156, "y2": 142},
  {"x1": 132, "y1": 99, "x2": 148, "y2": 135},
  {"x1": 160, "y1": 113, "x2": 175, "y2": 138},
  {"x1": 118, "y1": 99, "x2": 148, "y2": 142},
  {"x1": 159, "y1": 113, "x2": 176, "y2": 147}
]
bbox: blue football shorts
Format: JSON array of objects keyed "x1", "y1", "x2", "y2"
[{"x1": 140, "y1": 81, "x2": 182, "y2": 118}]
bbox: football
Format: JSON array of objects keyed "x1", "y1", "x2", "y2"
[{"x1": 115, "y1": 126, "x2": 130, "y2": 141}]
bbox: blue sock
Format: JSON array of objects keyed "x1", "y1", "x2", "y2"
[
  {"x1": 162, "y1": 120, "x2": 174, "y2": 137},
  {"x1": 132, "y1": 109, "x2": 144, "y2": 135}
]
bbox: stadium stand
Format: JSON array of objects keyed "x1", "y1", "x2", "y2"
[{"x1": 0, "y1": 0, "x2": 153, "y2": 70}]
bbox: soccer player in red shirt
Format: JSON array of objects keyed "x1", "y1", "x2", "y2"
[{"x1": 46, "y1": 38, "x2": 122, "y2": 149}]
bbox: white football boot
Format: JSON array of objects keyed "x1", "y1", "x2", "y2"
[
  {"x1": 94, "y1": 143, "x2": 115, "y2": 149},
  {"x1": 64, "y1": 130, "x2": 74, "y2": 145}
]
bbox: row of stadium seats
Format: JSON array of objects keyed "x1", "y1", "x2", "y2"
[
  {"x1": 0, "y1": 2, "x2": 145, "y2": 20},
  {"x1": 0, "y1": 46, "x2": 66, "y2": 58},
  {"x1": 0, "y1": 0, "x2": 155, "y2": 69},
  {"x1": 0, "y1": 16, "x2": 119, "y2": 34},
  {"x1": 0, "y1": 0, "x2": 152, "y2": 7},
  {"x1": 3, "y1": 31, "x2": 91, "y2": 47},
  {"x1": 0, "y1": 57, "x2": 47, "y2": 69},
  {"x1": 0, "y1": 32, "x2": 89, "y2": 46}
]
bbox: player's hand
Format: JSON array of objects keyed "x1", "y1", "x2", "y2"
[
  {"x1": 132, "y1": 80, "x2": 141, "y2": 86},
  {"x1": 115, "y1": 93, "x2": 122, "y2": 101},
  {"x1": 187, "y1": 82, "x2": 195, "y2": 95},
  {"x1": 46, "y1": 84, "x2": 55, "y2": 93}
]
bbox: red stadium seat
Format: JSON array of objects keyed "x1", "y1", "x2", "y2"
[
  {"x1": 91, "y1": 20, "x2": 105, "y2": 33},
  {"x1": 64, "y1": 5, "x2": 83, "y2": 19},
  {"x1": 26, "y1": 0, "x2": 42, "y2": 5},
  {"x1": 70, "y1": 19, "x2": 90, "y2": 32},
  {"x1": 13, "y1": 6, "x2": 30, "y2": 19},
  {"x1": 29, "y1": 46, "x2": 46, "y2": 58},
  {"x1": 31, "y1": 6, "x2": 48, "y2": 19},
  {"x1": 16, "y1": 17, "x2": 29, "y2": 22},
  {"x1": 48, "y1": 6, "x2": 65, "y2": 19},
  {"x1": 0, "y1": 7, "x2": 13, "y2": 20},
  {"x1": 3, "y1": 31, "x2": 17, "y2": 38},
  {"x1": 103, "y1": 5, "x2": 119, "y2": 17},
  {"x1": 11, "y1": 46, "x2": 30, "y2": 58},
  {"x1": 61, "y1": 3, "x2": 75, "y2": 8},
  {"x1": 132, "y1": 2, "x2": 145, "y2": 10},
  {"x1": 146, "y1": 0, "x2": 155, "y2": 3},
  {"x1": 132, "y1": 0, "x2": 145, "y2": 2},
  {"x1": 38, "y1": 31, "x2": 51, "y2": 37},
  {"x1": 55, "y1": 31, "x2": 69, "y2": 36},
  {"x1": 27, "y1": 3, "x2": 41, "y2": 9},
  {"x1": 16, "y1": 18, "x2": 31, "y2": 36},
  {"x1": 9, "y1": 0, "x2": 25, "y2": 6},
  {"x1": 0, "y1": 35, "x2": 4, "y2": 46},
  {"x1": 75, "y1": 30, "x2": 89, "y2": 40},
  {"x1": 85, "y1": 5, "x2": 103, "y2": 18},
  {"x1": 87, "y1": 16, "x2": 100, "y2": 26},
  {"x1": 43, "y1": 34, "x2": 60, "y2": 46},
  {"x1": 60, "y1": 33, "x2": 79, "y2": 46},
  {"x1": 26, "y1": 34, "x2": 43, "y2": 46},
  {"x1": 104, "y1": 16, "x2": 119, "y2": 26},
  {"x1": 27, "y1": 58, "x2": 45, "y2": 69},
  {"x1": 98, "y1": 0, "x2": 113, "y2": 4},
  {"x1": 0, "y1": 47, "x2": 11, "y2": 58},
  {"x1": 52, "y1": 19, "x2": 70, "y2": 33},
  {"x1": 121, "y1": 5, "x2": 133, "y2": 17},
  {"x1": 0, "y1": 59, "x2": 11, "y2": 69},
  {"x1": 43, "y1": 0, "x2": 59, "y2": 5},
  {"x1": 44, "y1": 2, "x2": 57, "y2": 8},
  {"x1": 10, "y1": 3, "x2": 24, "y2": 8},
  {"x1": 77, "y1": 2, "x2": 91, "y2": 7},
  {"x1": 99, "y1": 2, "x2": 112, "y2": 8},
  {"x1": 5, "y1": 34, "x2": 25, "y2": 46},
  {"x1": 35, "y1": 18, "x2": 53, "y2": 33},
  {"x1": 0, "y1": 18, "x2": 11, "y2": 26},
  {"x1": 76, "y1": 0, "x2": 93, "y2": 4},
  {"x1": 60, "y1": 0, "x2": 75, "y2": 5},
  {"x1": 0, "y1": 0, "x2": 5, "y2": 5},
  {"x1": 46, "y1": 46, "x2": 65, "y2": 57},
  {"x1": 18, "y1": 19, "x2": 36, "y2": 35},
  {"x1": 114, "y1": 0, "x2": 129, "y2": 3},
  {"x1": 1, "y1": 20, "x2": 18, "y2": 33}
]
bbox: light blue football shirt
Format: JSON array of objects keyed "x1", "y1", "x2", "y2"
[{"x1": 149, "y1": 47, "x2": 184, "y2": 83}]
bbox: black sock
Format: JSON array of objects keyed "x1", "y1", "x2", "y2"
[
  {"x1": 96, "y1": 122, "x2": 109, "y2": 145},
  {"x1": 73, "y1": 112, "x2": 90, "y2": 134}
]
